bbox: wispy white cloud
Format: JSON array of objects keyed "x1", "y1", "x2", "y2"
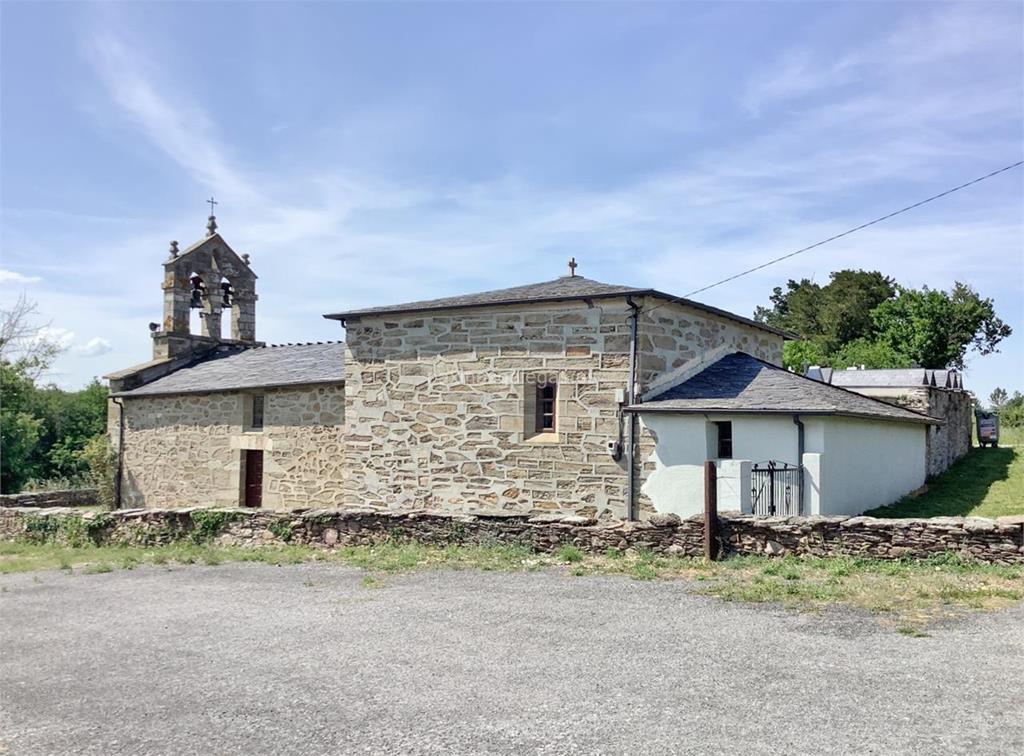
[
  {"x1": 87, "y1": 34, "x2": 258, "y2": 203},
  {"x1": 84, "y1": 32, "x2": 416, "y2": 266},
  {"x1": 742, "y1": 50, "x2": 860, "y2": 115},
  {"x1": 79, "y1": 4, "x2": 1019, "y2": 303},
  {"x1": 74, "y1": 337, "x2": 113, "y2": 357},
  {"x1": 1, "y1": 207, "x2": 143, "y2": 225},
  {"x1": 35, "y1": 326, "x2": 76, "y2": 350},
  {"x1": 877, "y1": 3, "x2": 1018, "y2": 66},
  {"x1": 0, "y1": 269, "x2": 42, "y2": 286},
  {"x1": 742, "y1": 3, "x2": 1022, "y2": 117}
]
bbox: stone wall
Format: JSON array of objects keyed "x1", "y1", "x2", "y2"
[
  {"x1": 922, "y1": 389, "x2": 973, "y2": 476},
  {"x1": 258, "y1": 384, "x2": 347, "y2": 508},
  {"x1": 2, "y1": 507, "x2": 1021, "y2": 565},
  {"x1": 636, "y1": 302, "x2": 783, "y2": 386},
  {"x1": 113, "y1": 392, "x2": 239, "y2": 508},
  {"x1": 111, "y1": 384, "x2": 345, "y2": 509},
  {"x1": 342, "y1": 297, "x2": 782, "y2": 519},
  {"x1": 0, "y1": 490, "x2": 96, "y2": 508},
  {"x1": 846, "y1": 386, "x2": 972, "y2": 477}
]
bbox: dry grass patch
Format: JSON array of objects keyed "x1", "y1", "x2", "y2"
[
  {"x1": 689, "y1": 554, "x2": 1023, "y2": 629},
  {"x1": 1, "y1": 541, "x2": 1020, "y2": 632}
]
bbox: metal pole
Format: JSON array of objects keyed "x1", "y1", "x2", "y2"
[
  {"x1": 704, "y1": 460, "x2": 719, "y2": 561},
  {"x1": 625, "y1": 297, "x2": 641, "y2": 521},
  {"x1": 111, "y1": 396, "x2": 125, "y2": 510},
  {"x1": 792, "y1": 414, "x2": 805, "y2": 515}
]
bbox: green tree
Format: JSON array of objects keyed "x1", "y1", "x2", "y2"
[
  {"x1": 80, "y1": 434, "x2": 116, "y2": 508},
  {"x1": 31, "y1": 379, "x2": 108, "y2": 481},
  {"x1": 830, "y1": 338, "x2": 906, "y2": 370},
  {"x1": 871, "y1": 283, "x2": 1012, "y2": 369},
  {"x1": 1, "y1": 361, "x2": 44, "y2": 491},
  {"x1": 996, "y1": 391, "x2": 1024, "y2": 428},
  {"x1": 781, "y1": 338, "x2": 829, "y2": 372},
  {"x1": 758, "y1": 273, "x2": 1011, "y2": 371},
  {"x1": 990, "y1": 387, "x2": 1009, "y2": 410},
  {"x1": 0, "y1": 296, "x2": 109, "y2": 492},
  {"x1": 756, "y1": 278, "x2": 823, "y2": 339},
  {"x1": 755, "y1": 270, "x2": 896, "y2": 353},
  {"x1": 1, "y1": 371, "x2": 109, "y2": 491}
]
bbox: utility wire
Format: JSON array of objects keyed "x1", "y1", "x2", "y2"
[{"x1": 658, "y1": 160, "x2": 1023, "y2": 306}]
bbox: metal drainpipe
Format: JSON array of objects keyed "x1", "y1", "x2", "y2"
[
  {"x1": 112, "y1": 397, "x2": 126, "y2": 510},
  {"x1": 625, "y1": 297, "x2": 641, "y2": 521},
  {"x1": 792, "y1": 414, "x2": 805, "y2": 514}
]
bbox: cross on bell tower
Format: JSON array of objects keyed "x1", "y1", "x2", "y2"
[
  {"x1": 567, "y1": 257, "x2": 578, "y2": 277},
  {"x1": 206, "y1": 196, "x2": 218, "y2": 237}
]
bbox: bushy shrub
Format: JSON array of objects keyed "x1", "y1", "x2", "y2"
[
  {"x1": 80, "y1": 434, "x2": 116, "y2": 508},
  {"x1": 267, "y1": 518, "x2": 295, "y2": 542},
  {"x1": 189, "y1": 510, "x2": 240, "y2": 543}
]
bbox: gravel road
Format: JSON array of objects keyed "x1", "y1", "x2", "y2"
[{"x1": 1, "y1": 563, "x2": 1021, "y2": 755}]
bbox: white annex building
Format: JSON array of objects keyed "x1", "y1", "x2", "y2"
[{"x1": 632, "y1": 353, "x2": 938, "y2": 517}]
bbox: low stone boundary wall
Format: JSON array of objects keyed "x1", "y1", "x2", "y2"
[
  {"x1": 0, "y1": 489, "x2": 97, "y2": 508},
  {"x1": 1, "y1": 507, "x2": 1021, "y2": 564}
]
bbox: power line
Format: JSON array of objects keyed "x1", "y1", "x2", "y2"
[{"x1": 666, "y1": 160, "x2": 1023, "y2": 304}]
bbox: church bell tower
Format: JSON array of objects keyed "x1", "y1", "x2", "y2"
[{"x1": 152, "y1": 203, "x2": 260, "y2": 361}]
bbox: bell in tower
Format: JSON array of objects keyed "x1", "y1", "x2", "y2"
[
  {"x1": 190, "y1": 275, "x2": 206, "y2": 309},
  {"x1": 220, "y1": 281, "x2": 234, "y2": 308}
]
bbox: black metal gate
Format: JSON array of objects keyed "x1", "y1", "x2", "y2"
[{"x1": 751, "y1": 461, "x2": 802, "y2": 517}]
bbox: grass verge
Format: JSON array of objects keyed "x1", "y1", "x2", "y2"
[
  {"x1": 1, "y1": 541, "x2": 1020, "y2": 631},
  {"x1": 867, "y1": 446, "x2": 1023, "y2": 519}
]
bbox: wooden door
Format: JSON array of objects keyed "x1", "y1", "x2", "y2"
[{"x1": 244, "y1": 450, "x2": 263, "y2": 508}]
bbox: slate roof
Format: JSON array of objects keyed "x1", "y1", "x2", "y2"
[
  {"x1": 115, "y1": 342, "x2": 345, "y2": 397},
  {"x1": 810, "y1": 367, "x2": 963, "y2": 390},
  {"x1": 630, "y1": 352, "x2": 939, "y2": 424},
  {"x1": 324, "y1": 275, "x2": 789, "y2": 338}
]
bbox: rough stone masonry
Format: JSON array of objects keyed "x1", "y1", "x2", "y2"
[
  {"x1": 107, "y1": 224, "x2": 785, "y2": 519},
  {"x1": 113, "y1": 385, "x2": 346, "y2": 510},
  {"x1": 342, "y1": 298, "x2": 781, "y2": 518},
  {"x1": 2, "y1": 507, "x2": 1021, "y2": 565}
]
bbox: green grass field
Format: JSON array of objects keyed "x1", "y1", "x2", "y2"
[
  {"x1": 992, "y1": 425, "x2": 1024, "y2": 447},
  {"x1": 867, "y1": 443, "x2": 1023, "y2": 519}
]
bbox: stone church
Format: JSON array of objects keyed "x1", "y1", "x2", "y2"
[{"x1": 107, "y1": 217, "x2": 944, "y2": 519}]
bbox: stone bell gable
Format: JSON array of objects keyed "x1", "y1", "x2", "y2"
[
  {"x1": 104, "y1": 213, "x2": 346, "y2": 512},
  {"x1": 105, "y1": 216, "x2": 263, "y2": 395},
  {"x1": 155, "y1": 230, "x2": 259, "y2": 362}
]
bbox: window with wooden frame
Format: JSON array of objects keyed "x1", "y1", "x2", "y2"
[
  {"x1": 535, "y1": 381, "x2": 557, "y2": 433},
  {"x1": 715, "y1": 421, "x2": 733, "y2": 459}
]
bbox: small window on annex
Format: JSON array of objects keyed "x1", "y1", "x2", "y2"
[{"x1": 714, "y1": 421, "x2": 733, "y2": 459}]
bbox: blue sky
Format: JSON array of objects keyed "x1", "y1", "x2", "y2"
[{"x1": 1, "y1": 1, "x2": 1021, "y2": 401}]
